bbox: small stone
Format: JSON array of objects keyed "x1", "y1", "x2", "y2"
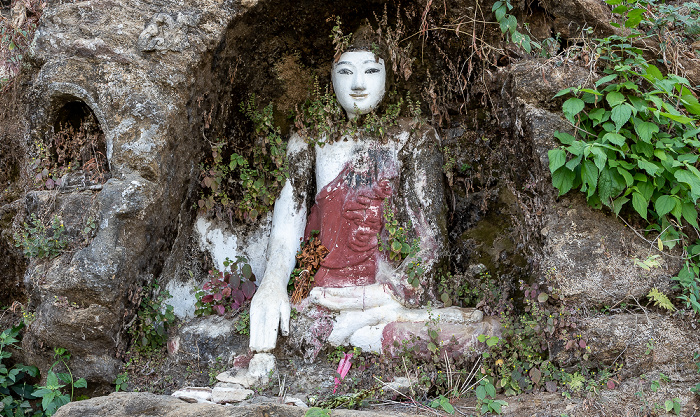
[
  {"x1": 214, "y1": 382, "x2": 245, "y2": 389},
  {"x1": 171, "y1": 387, "x2": 212, "y2": 403},
  {"x1": 211, "y1": 387, "x2": 253, "y2": 404},
  {"x1": 283, "y1": 395, "x2": 308, "y2": 408}
]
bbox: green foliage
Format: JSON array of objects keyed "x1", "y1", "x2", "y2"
[
  {"x1": 692, "y1": 352, "x2": 700, "y2": 396},
  {"x1": 646, "y1": 288, "x2": 675, "y2": 312},
  {"x1": 13, "y1": 214, "x2": 68, "y2": 259},
  {"x1": 475, "y1": 376, "x2": 508, "y2": 415},
  {"x1": 128, "y1": 285, "x2": 176, "y2": 353},
  {"x1": 550, "y1": 3, "x2": 700, "y2": 318},
  {"x1": 1, "y1": 324, "x2": 41, "y2": 417},
  {"x1": 304, "y1": 407, "x2": 331, "y2": 417},
  {"x1": 113, "y1": 373, "x2": 128, "y2": 392},
  {"x1": 33, "y1": 348, "x2": 86, "y2": 417},
  {"x1": 664, "y1": 398, "x2": 681, "y2": 415},
  {"x1": 194, "y1": 256, "x2": 256, "y2": 317},
  {"x1": 377, "y1": 200, "x2": 422, "y2": 287},
  {"x1": 550, "y1": 2, "x2": 700, "y2": 248},
  {"x1": 672, "y1": 244, "x2": 700, "y2": 315},
  {"x1": 233, "y1": 310, "x2": 251, "y2": 336},
  {"x1": 492, "y1": 0, "x2": 542, "y2": 54},
  {"x1": 429, "y1": 395, "x2": 455, "y2": 414},
  {"x1": 198, "y1": 98, "x2": 288, "y2": 222}
]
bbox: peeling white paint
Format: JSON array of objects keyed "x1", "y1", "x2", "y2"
[{"x1": 194, "y1": 214, "x2": 272, "y2": 280}]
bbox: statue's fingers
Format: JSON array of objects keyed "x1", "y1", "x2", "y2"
[{"x1": 279, "y1": 302, "x2": 290, "y2": 337}]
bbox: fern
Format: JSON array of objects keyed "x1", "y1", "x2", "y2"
[{"x1": 647, "y1": 288, "x2": 676, "y2": 312}]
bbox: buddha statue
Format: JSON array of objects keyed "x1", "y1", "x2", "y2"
[{"x1": 248, "y1": 33, "x2": 498, "y2": 358}]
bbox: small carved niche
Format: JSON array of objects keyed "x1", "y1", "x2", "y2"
[{"x1": 37, "y1": 99, "x2": 110, "y2": 189}]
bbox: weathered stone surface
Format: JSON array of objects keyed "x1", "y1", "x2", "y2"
[
  {"x1": 211, "y1": 386, "x2": 253, "y2": 404},
  {"x1": 540, "y1": 198, "x2": 682, "y2": 305},
  {"x1": 53, "y1": 392, "x2": 422, "y2": 417},
  {"x1": 171, "y1": 315, "x2": 248, "y2": 365},
  {"x1": 563, "y1": 313, "x2": 700, "y2": 380},
  {"x1": 13, "y1": 0, "x2": 241, "y2": 387}
]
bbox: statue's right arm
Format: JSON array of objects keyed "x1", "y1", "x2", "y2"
[{"x1": 249, "y1": 134, "x2": 311, "y2": 352}]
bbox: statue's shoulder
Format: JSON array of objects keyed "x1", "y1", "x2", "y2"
[
  {"x1": 287, "y1": 132, "x2": 310, "y2": 156},
  {"x1": 391, "y1": 119, "x2": 440, "y2": 152}
]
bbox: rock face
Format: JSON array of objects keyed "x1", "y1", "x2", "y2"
[
  {"x1": 52, "y1": 392, "x2": 420, "y2": 417},
  {"x1": 10, "y1": 0, "x2": 241, "y2": 387}
]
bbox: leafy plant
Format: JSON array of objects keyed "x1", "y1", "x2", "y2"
[
  {"x1": 13, "y1": 214, "x2": 68, "y2": 259},
  {"x1": 198, "y1": 98, "x2": 288, "y2": 222},
  {"x1": 549, "y1": 2, "x2": 700, "y2": 317},
  {"x1": 377, "y1": 200, "x2": 423, "y2": 287},
  {"x1": 664, "y1": 398, "x2": 681, "y2": 415},
  {"x1": 475, "y1": 376, "x2": 508, "y2": 415},
  {"x1": 128, "y1": 285, "x2": 176, "y2": 353},
  {"x1": 0, "y1": 324, "x2": 40, "y2": 417},
  {"x1": 492, "y1": 0, "x2": 541, "y2": 54},
  {"x1": 194, "y1": 257, "x2": 256, "y2": 316},
  {"x1": 429, "y1": 394, "x2": 455, "y2": 414},
  {"x1": 32, "y1": 348, "x2": 86, "y2": 417},
  {"x1": 113, "y1": 373, "x2": 128, "y2": 392},
  {"x1": 647, "y1": 288, "x2": 675, "y2": 312}
]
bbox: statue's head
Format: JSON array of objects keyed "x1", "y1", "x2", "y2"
[{"x1": 331, "y1": 26, "x2": 387, "y2": 120}]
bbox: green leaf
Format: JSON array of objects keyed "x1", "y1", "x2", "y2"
[
  {"x1": 74, "y1": 378, "x2": 87, "y2": 388},
  {"x1": 486, "y1": 383, "x2": 496, "y2": 398},
  {"x1": 659, "y1": 111, "x2": 693, "y2": 124},
  {"x1": 611, "y1": 104, "x2": 632, "y2": 131},
  {"x1": 562, "y1": 98, "x2": 585, "y2": 122},
  {"x1": 682, "y1": 203, "x2": 699, "y2": 229},
  {"x1": 633, "y1": 120, "x2": 659, "y2": 143},
  {"x1": 606, "y1": 91, "x2": 626, "y2": 107},
  {"x1": 603, "y1": 132, "x2": 626, "y2": 146},
  {"x1": 625, "y1": 8, "x2": 645, "y2": 28},
  {"x1": 581, "y1": 160, "x2": 599, "y2": 197},
  {"x1": 595, "y1": 74, "x2": 617, "y2": 87},
  {"x1": 552, "y1": 167, "x2": 576, "y2": 196},
  {"x1": 548, "y1": 149, "x2": 567, "y2": 172},
  {"x1": 617, "y1": 167, "x2": 634, "y2": 186},
  {"x1": 645, "y1": 65, "x2": 663, "y2": 81},
  {"x1": 632, "y1": 192, "x2": 648, "y2": 219},
  {"x1": 554, "y1": 131, "x2": 575, "y2": 145},
  {"x1": 675, "y1": 170, "x2": 700, "y2": 200},
  {"x1": 590, "y1": 146, "x2": 608, "y2": 171},
  {"x1": 654, "y1": 195, "x2": 676, "y2": 217},
  {"x1": 637, "y1": 159, "x2": 660, "y2": 176},
  {"x1": 553, "y1": 88, "x2": 572, "y2": 99},
  {"x1": 613, "y1": 196, "x2": 629, "y2": 216},
  {"x1": 598, "y1": 167, "x2": 626, "y2": 207},
  {"x1": 476, "y1": 385, "x2": 486, "y2": 400}
]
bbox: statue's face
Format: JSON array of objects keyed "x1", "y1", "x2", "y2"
[{"x1": 332, "y1": 50, "x2": 386, "y2": 120}]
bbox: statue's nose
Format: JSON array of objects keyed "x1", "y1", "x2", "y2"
[{"x1": 351, "y1": 73, "x2": 366, "y2": 91}]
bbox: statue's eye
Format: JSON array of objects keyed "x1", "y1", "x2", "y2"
[
  {"x1": 337, "y1": 68, "x2": 353, "y2": 75},
  {"x1": 365, "y1": 68, "x2": 381, "y2": 74}
]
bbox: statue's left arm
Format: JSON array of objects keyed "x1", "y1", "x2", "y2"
[{"x1": 391, "y1": 124, "x2": 447, "y2": 305}]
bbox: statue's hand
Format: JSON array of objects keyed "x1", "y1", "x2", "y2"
[{"x1": 249, "y1": 283, "x2": 290, "y2": 352}]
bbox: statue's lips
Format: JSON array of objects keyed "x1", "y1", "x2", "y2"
[{"x1": 350, "y1": 94, "x2": 368, "y2": 99}]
